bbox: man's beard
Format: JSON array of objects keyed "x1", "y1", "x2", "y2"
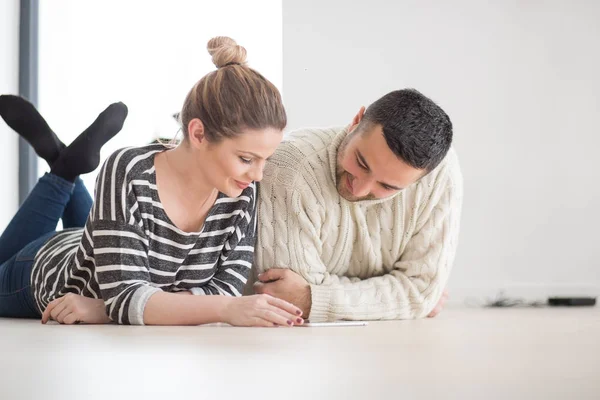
[
  {"x1": 335, "y1": 137, "x2": 352, "y2": 200},
  {"x1": 335, "y1": 137, "x2": 375, "y2": 202}
]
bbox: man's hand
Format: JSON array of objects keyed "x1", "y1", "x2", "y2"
[
  {"x1": 253, "y1": 269, "x2": 312, "y2": 318},
  {"x1": 427, "y1": 289, "x2": 449, "y2": 318}
]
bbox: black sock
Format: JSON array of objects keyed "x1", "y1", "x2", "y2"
[
  {"x1": 51, "y1": 102, "x2": 128, "y2": 182},
  {"x1": 0, "y1": 94, "x2": 65, "y2": 165}
]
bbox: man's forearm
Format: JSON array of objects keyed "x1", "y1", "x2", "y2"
[{"x1": 308, "y1": 272, "x2": 443, "y2": 322}]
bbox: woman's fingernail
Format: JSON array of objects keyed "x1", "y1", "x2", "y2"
[
  {"x1": 295, "y1": 310, "x2": 302, "y2": 315},
  {"x1": 296, "y1": 318, "x2": 303, "y2": 324},
  {"x1": 287, "y1": 320, "x2": 293, "y2": 325}
]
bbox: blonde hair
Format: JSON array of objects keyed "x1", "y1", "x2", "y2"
[{"x1": 180, "y1": 36, "x2": 286, "y2": 142}]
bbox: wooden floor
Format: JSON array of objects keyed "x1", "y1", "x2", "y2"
[{"x1": 1, "y1": 306, "x2": 598, "y2": 400}]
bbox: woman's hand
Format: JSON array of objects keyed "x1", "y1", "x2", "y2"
[
  {"x1": 41, "y1": 293, "x2": 111, "y2": 325},
  {"x1": 223, "y1": 294, "x2": 304, "y2": 327}
]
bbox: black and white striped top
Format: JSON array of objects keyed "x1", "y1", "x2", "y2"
[{"x1": 31, "y1": 144, "x2": 258, "y2": 325}]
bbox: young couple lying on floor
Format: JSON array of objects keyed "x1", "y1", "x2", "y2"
[{"x1": 0, "y1": 36, "x2": 462, "y2": 326}]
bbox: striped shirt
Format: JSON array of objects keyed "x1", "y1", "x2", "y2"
[{"x1": 31, "y1": 144, "x2": 258, "y2": 325}]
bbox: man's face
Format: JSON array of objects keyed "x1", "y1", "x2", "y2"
[{"x1": 336, "y1": 124, "x2": 425, "y2": 202}]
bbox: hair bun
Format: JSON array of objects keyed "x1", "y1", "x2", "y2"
[{"x1": 207, "y1": 36, "x2": 248, "y2": 68}]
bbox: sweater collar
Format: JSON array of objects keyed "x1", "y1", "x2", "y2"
[{"x1": 326, "y1": 127, "x2": 402, "y2": 207}]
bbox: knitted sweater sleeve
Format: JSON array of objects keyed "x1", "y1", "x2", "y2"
[{"x1": 309, "y1": 170, "x2": 463, "y2": 322}]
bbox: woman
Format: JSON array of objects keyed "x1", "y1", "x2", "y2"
[{"x1": 0, "y1": 37, "x2": 303, "y2": 327}]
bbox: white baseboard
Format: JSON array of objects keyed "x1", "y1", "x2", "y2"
[{"x1": 446, "y1": 282, "x2": 600, "y2": 305}]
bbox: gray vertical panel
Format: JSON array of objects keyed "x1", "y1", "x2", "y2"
[{"x1": 18, "y1": 0, "x2": 39, "y2": 204}]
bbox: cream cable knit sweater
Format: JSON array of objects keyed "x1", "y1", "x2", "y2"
[{"x1": 254, "y1": 127, "x2": 463, "y2": 322}]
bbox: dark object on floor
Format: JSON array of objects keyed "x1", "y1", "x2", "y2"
[
  {"x1": 548, "y1": 297, "x2": 596, "y2": 307},
  {"x1": 479, "y1": 291, "x2": 545, "y2": 308}
]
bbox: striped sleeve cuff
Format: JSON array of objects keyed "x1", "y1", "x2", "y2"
[
  {"x1": 127, "y1": 285, "x2": 162, "y2": 325},
  {"x1": 190, "y1": 287, "x2": 207, "y2": 295}
]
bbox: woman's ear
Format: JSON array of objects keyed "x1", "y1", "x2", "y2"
[{"x1": 187, "y1": 118, "x2": 206, "y2": 148}]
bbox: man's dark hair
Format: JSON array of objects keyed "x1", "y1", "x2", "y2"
[{"x1": 361, "y1": 89, "x2": 453, "y2": 172}]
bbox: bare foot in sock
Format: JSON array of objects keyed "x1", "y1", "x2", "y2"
[
  {"x1": 0, "y1": 94, "x2": 65, "y2": 166},
  {"x1": 51, "y1": 102, "x2": 128, "y2": 182}
]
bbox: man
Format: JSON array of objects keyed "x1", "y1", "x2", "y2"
[{"x1": 252, "y1": 89, "x2": 462, "y2": 322}]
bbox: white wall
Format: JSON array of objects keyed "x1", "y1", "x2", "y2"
[
  {"x1": 282, "y1": 1, "x2": 600, "y2": 301},
  {"x1": 0, "y1": 0, "x2": 20, "y2": 231}
]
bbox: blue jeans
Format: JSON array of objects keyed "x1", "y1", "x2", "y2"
[{"x1": 0, "y1": 173, "x2": 93, "y2": 318}]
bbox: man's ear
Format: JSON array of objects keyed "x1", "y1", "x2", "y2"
[
  {"x1": 187, "y1": 118, "x2": 206, "y2": 149},
  {"x1": 347, "y1": 106, "x2": 366, "y2": 132}
]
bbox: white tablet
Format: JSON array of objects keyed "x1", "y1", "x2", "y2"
[{"x1": 301, "y1": 321, "x2": 368, "y2": 327}]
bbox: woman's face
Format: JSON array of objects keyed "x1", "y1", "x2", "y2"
[{"x1": 198, "y1": 127, "x2": 283, "y2": 197}]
